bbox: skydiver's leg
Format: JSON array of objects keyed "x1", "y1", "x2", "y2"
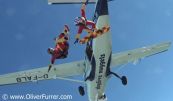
[
  {"x1": 79, "y1": 35, "x2": 91, "y2": 44},
  {"x1": 55, "y1": 25, "x2": 70, "y2": 44},
  {"x1": 85, "y1": 21, "x2": 107, "y2": 39},
  {"x1": 63, "y1": 25, "x2": 70, "y2": 34},
  {"x1": 79, "y1": 26, "x2": 110, "y2": 44},
  {"x1": 85, "y1": 28, "x2": 93, "y2": 35},
  {"x1": 91, "y1": 25, "x2": 110, "y2": 38},
  {"x1": 78, "y1": 28, "x2": 93, "y2": 44},
  {"x1": 79, "y1": 30, "x2": 101, "y2": 44}
]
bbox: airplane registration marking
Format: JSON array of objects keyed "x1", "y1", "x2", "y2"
[
  {"x1": 96, "y1": 54, "x2": 106, "y2": 89},
  {"x1": 16, "y1": 74, "x2": 49, "y2": 83}
]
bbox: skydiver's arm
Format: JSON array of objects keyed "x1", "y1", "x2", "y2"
[{"x1": 81, "y1": 4, "x2": 86, "y2": 18}]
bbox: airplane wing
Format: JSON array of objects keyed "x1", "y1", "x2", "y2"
[
  {"x1": 48, "y1": 0, "x2": 95, "y2": 4},
  {"x1": 0, "y1": 60, "x2": 85, "y2": 86},
  {"x1": 111, "y1": 42, "x2": 171, "y2": 68},
  {"x1": 48, "y1": 0, "x2": 113, "y2": 4}
]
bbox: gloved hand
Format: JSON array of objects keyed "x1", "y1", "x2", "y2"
[{"x1": 74, "y1": 39, "x2": 79, "y2": 44}]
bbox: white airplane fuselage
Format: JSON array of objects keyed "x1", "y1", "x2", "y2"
[
  {"x1": 85, "y1": 14, "x2": 111, "y2": 101},
  {"x1": 0, "y1": 1, "x2": 171, "y2": 101}
]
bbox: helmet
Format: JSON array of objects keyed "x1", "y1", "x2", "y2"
[
  {"x1": 47, "y1": 48, "x2": 54, "y2": 54},
  {"x1": 74, "y1": 17, "x2": 86, "y2": 26}
]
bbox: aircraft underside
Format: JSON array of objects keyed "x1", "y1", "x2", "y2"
[{"x1": 0, "y1": 0, "x2": 171, "y2": 101}]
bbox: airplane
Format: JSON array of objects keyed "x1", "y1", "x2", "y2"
[{"x1": 0, "y1": 0, "x2": 171, "y2": 101}]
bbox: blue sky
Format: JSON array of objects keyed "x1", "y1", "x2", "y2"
[{"x1": 0, "y1": 0, "x2": 173, "y2": 101}]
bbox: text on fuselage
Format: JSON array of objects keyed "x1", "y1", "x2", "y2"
[{"x1": 96, "y1": 54, "x2": 106, "y2": 89}]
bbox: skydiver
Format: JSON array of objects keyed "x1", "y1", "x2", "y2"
[
  {"x1": 74, "y1": 3, "x2": 110, "y2": 44},
  {"x1": 47, "y1": 25, "x2": 70, "y2": 72}
]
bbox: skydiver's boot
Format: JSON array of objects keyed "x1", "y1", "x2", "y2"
[
  {"x1": 64, "y1": 24, "x2": 70, "y2": 33},
  {"x1": 78, "y1": 86, "x2": 85, "y2": 96},
  {"x1": 109, "y1": 71, "x2": 127, "y2": 85}
]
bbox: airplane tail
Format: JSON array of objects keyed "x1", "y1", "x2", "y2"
[{"x1": 48, "y1": 0, "x2": 114, "y2": 5}]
